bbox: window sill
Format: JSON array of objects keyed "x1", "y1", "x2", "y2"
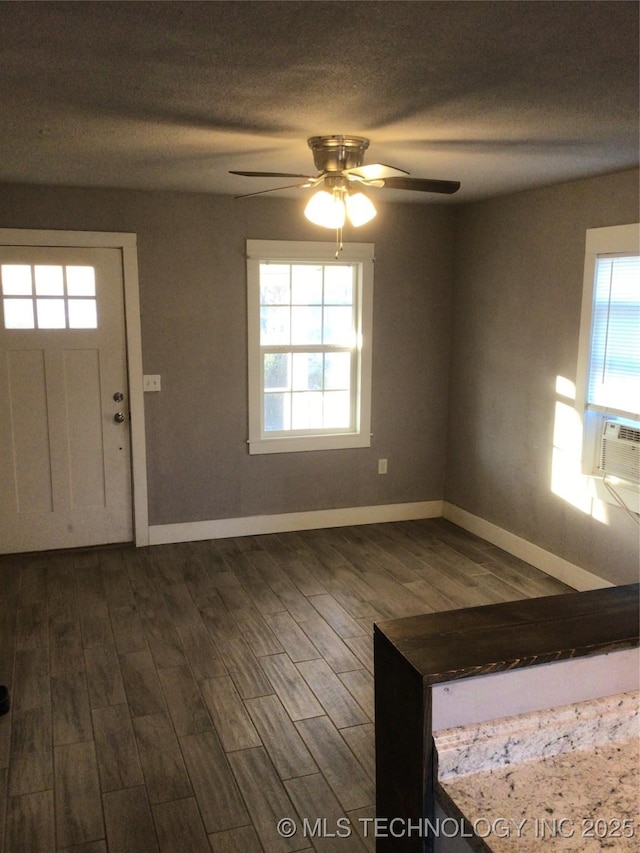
[
  {"x1": 248, "y1": 432, "x2": 371, "y2": 455},
  {"x1": 587, "y1": 474, "x2": 640, "y2": 515}
]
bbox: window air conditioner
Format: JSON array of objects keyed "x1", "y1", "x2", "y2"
[{"x1": 600, "y1": 421, "x2": 640, "y2": 484}]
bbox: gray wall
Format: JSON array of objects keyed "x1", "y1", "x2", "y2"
[
  {"x1": 0, "y1": 171, "x2": 637, "y2": 584},
  {"x1": 446, "y1": 169, "x2": 639, "y2": 584},
  {"x1": 0, "y1": 184, "x2": 455, "y2": 525}
]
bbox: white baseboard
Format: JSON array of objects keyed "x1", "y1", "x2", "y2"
[
  {"x1": 442, "y1": 502, "x2": 612, "y2": 591},
  {"x1": 148, "y1": 500, "x2": 444, "y2": 546},
  {"x1": 147, "y1": 498, "x2": 611, "y2": 592}
]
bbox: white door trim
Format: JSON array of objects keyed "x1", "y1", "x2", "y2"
[{"x1": 0, "y1": 228, "x2": 149, "y2": 546}]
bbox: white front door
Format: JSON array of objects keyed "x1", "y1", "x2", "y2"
[{"x1": 0, "y1": 245, "x2": 133, "y2": 553}]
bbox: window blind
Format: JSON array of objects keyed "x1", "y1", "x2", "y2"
[{"x1": 588, "y1": 254, "x2": 640, "y2": 413}]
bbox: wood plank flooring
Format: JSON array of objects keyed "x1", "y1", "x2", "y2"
[{"x1": 0, "y1": 518, "x2": 572, "y2": 852}]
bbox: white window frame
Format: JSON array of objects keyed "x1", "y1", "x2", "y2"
[
  {"x1": 247, "y1": 240, "x2": 374, "y2": 455},
  {"x1": 576, "y1": 223, "x2": 640, "y2": 497}
]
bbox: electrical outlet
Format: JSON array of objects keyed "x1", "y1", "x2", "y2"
[
  {"x1": 378, "y1": 458, "x2": 388, "y2": 474},
  {"x1": 143, "y1": 374, "x2": 161, "y2": 392}
]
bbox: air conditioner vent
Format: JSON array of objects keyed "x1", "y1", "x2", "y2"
[
  {"x1": 618, "y1": 425, "x2": 640, "y2": 443},
  {"x1": 600, "y1": 421, "x2": 640, "y2": 483}
]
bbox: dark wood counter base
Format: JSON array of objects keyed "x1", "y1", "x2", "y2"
[{"x1": 374, "y1": 583, "x2": 639, "y2": 852}]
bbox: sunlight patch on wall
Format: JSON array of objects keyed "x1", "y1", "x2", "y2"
[
  {"x1": 551, "y1": 376, "x2": 609, "y2": 523},
  {"x1": 555, "y1": 375, "x2": 576, "y2": 400}
]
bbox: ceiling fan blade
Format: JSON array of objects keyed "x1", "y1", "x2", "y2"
[
  {"x1": 229, "y1": 170, "x2": 314, "y2": 179},
  {"x1": 380, "y1": 177, "x2": 461, "y2": 194},
  {"x1": 234, "y1": 182, "x2": 311, "y2": 199},
  {"x1": 343, "y1": 163, "x2": 409, "y2": 181}
]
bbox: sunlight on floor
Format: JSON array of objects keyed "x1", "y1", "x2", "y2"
[{"x1": 551, "y1": 376, "x2": 609, "y2": 524}]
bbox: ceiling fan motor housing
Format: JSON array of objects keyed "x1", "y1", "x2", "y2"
[{"x1": 307, "y1": 135, "x2": 370, "y2": 173}]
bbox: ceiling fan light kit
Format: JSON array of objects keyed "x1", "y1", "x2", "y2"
[
  {"x1": 230, "y1": 134, "x2": 461, "y2": 230},
  {"x1": 304, "y1": 189, "x2": 346, "y2": 229},
  {"x1": 344, "y1": 192, "x2": 377, "y2": 227},
  {"x1": 304, "y1": 182, "x2": 377, "y2": 229}
]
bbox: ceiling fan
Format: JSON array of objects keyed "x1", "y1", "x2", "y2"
[{"x1": 229, "y1": 135, "x2": 460, "y2": 228}]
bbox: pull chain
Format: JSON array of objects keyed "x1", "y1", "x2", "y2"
[{"x1": 335, "y1": 226, "x2": 344, "y2": 258}]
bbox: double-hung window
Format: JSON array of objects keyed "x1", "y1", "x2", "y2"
[
  {"x1": 247, "y1": 240, "x2": 373, "y2": 454},
  {"x1": 577, "y1": 224, "x2": 640, "y2": 489}
]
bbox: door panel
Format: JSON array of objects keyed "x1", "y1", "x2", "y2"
[
  {"x1": 63, "y1": 348, "x2": 106, "y2": 508},
  {"x1": 6, "y1": 348, "x2": 53, "y2": 513},
  {"x1": 0, "y1": 245, "x2": 132, "y2": 553}
]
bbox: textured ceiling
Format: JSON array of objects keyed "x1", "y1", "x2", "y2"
[{"x1": 0, "y1": 1, "x2": 638, "y2": 203}]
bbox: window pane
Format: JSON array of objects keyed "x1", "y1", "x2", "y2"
[
  {"x1": 66, "y1": 266, "x2": 96, "y2": 296},
  {"x1": 292, "y1": 391, "x2": 322, "y2": 429},
  {"x1": 264, "y1": 353, "x2": 290, "y2": 390},
  {"x1": 264, "y1": 392, "x2": 289, "y2": 431},
  {"x1": 323, "y1": 390, "x2": 351, "y2": 428},
  {"x1": 324, "y1": 352, "x2": 351, "y2": 390},
  {"x1": 34, "y1": 265, "x2": 64, "y2": 295},
  {"x1": 291, "y1": 265, "x2": 322, "y2": 304},
  {"x1": 36, "y1": 298, "x2": 66, "y2": 328},
  {"x1": 3, "y1": 298, "x2": 35, "y2": 328},
  {"x1": 589, "y1": 255, "x2": 640, "y2": 410},
  {"x1": 291, "y1": 307, "x2": 322, "y2": 344},
  {"x1": 260, "y1": 264, "x2": 290, "y2": 305},
  {"x1": 261, "y1": 306, "x2": 290, "y2": 344},
  {"x1": 323, "y1": 306, "x2": 353, "y2": 344},
  {"x1": 1, "y1": 265, "x2": 32, "y2": 296},
  {"x1": 292, "y1": 353, "x2": 323, "y2": 390},
  {"x1": 68, "y1": 299, "x2": 98, "y2": 329},
  {"x1": 324, "y1": 265, "x2": 353, "y2": 304}
]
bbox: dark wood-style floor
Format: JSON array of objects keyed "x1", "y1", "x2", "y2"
[{"x1": 0, "y1": 518, "x2": 572, "y2": 853}]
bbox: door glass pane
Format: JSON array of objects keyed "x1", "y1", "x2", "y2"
[
  {"x1": 34, "y1": 265, "x2": 64, "y2": 295},
  {"x1": 292, "y1": 353, "x2": 323, "y2": 390},
  {"x1": 292, "y1": 391, "x2": 322, "y2": 429},
  {"x1": 264, "y1": 353, "x2": 290, "y2": 390},
  {"x1": 66, "y1": 266, "x2": 96, "y2": 296},
  {"x1": 291, "y1": 265, "x2": 322, "y2": 304},
  {"x1": 3, "y1": 298, "x2": 35, "y2": 329},
  {"x1": 36, "y1": 298, "x2": 66, "y2": 329},
  {"x1": 324, "y1": 352, "x2": 351, "y2": 390},
  {"x1": 1, "y1": 265, "x2": 32, "y2": 296},
  {"x1": 324, "y1": 266, "x2": 353, "y2": 304},
  {"x1": 291, "y1": 306, "x2": 322, "y2": 344},
  {"x1": 68, "y1": 299, "x2": 98, "y2": 329}
]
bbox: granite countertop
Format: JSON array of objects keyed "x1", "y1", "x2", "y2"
[{"x1": 436, "y1": 692, "x2": 639, "y2": 852}]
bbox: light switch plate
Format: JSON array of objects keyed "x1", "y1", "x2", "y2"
[{"x1": 143, "y1": 374, "x2": 161, "y2": 392}]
